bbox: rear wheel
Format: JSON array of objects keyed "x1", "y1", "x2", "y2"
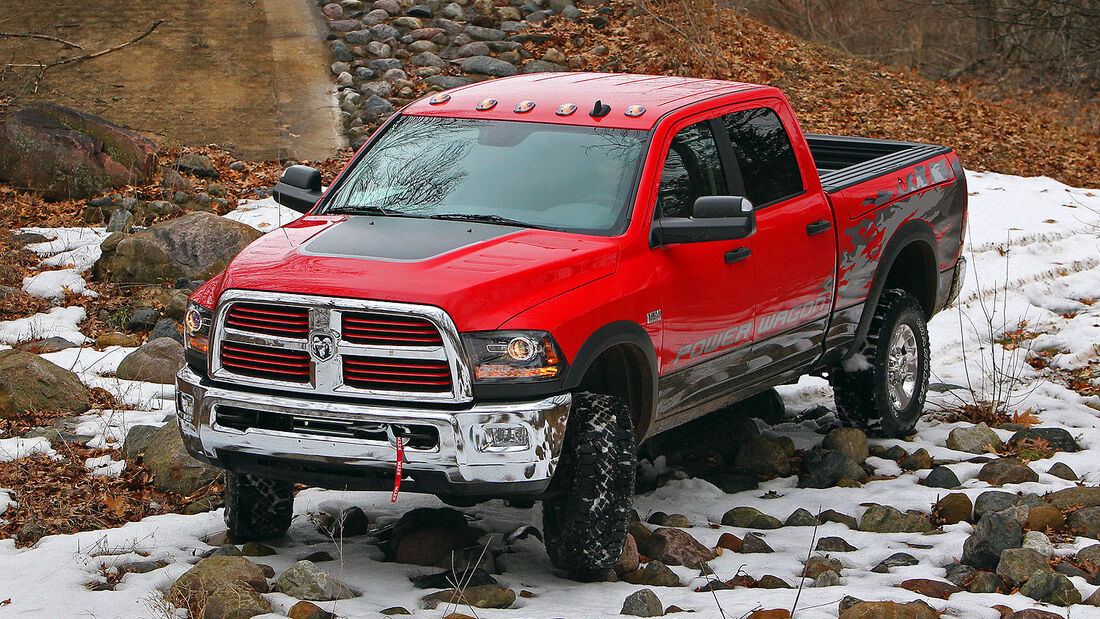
[
  {"x1": 542, "y1": 392, "x2": 635, "y2": 581},
  {"x1": 830, "y1": 289, "x2": 930, "y2": 437},
  {"x1": 224, "y1": 472, "x2": 294, "y2": 541}
]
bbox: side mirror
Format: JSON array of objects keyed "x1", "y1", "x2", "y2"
[
  {"x1": 652, "y1": 196, "x2": 756, "y2": 245},
  {"x1": 273, "y1": 165, "x2": 322, "y2": 213}
]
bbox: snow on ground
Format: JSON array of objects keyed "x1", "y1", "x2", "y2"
[{"x1": 0, "y1": 172, "x2": 1098, "y2": 617}]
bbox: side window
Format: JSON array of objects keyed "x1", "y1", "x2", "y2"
[
  {"x1": 657, "y1": 121, "x2": 728, "y2": 219},
  {"x1": 722, "y1": 108, "x2": 803, "y2": 207}
]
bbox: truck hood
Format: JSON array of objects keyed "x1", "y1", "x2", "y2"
[{"x1": 218, "y1": 215, "x2": 620, "y2": 331}]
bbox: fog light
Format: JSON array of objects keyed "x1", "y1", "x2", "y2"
[
  {"x1": 475, "y1": 424, "x2": 530, "y2": 452},
  {"x1": 177, "y1": 392, "x2": 195, "y2": 425}
]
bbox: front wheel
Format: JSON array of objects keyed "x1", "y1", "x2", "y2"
[
  {"x1": 224, "y1": 472, "x2": 294, "y2": 541},
  {"x1": 542, "y1": 392, "x2": 636, "y2": 581},
  {"x1": 830, "y1": 289, "x2": 930, "y2": 438}
]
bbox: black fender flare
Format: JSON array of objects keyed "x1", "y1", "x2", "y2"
[
  {"x1": 845, "y1": 220, "x2": 938, "y2": 358},
  {"x1": 564, "y1": 321, "x2": 659, "y2": 435}
]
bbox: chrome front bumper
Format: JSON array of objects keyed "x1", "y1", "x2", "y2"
[{"x1": 175, "y1": 366, "x2": 571, "y2": 495}]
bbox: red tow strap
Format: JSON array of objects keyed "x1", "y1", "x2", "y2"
[{"x1": 391, "y1": 435, "x2": 404, "y2": 502}]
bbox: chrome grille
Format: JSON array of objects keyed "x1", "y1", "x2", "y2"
[{"x1": 210, "y1": 291, "x2": 472, "y2": 403}]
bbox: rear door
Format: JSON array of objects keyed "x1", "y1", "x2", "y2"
[{"x1": 717, "y1": 102, "x2": 837, "y2": 374}]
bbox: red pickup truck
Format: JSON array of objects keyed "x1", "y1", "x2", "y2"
[{"x1": 176, "y1": 72, "x2": 966, "y2": 580}]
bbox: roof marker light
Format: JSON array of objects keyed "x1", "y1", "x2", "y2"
[
  {"x1": 428, "y1": 93, "x2": 451, "y2": 105},
  {"x1": 476, "y1": 98, "x2": 498, "y2": 111},
  {"x1": 556, "y1": 103, "x2": 578, "y2": 116},
  {"x1": 625, "y1": 105, "x2": 646, "y2": 117},
  {"x1": 514, "y1": 100, "x2": 535, "y2": 113}
]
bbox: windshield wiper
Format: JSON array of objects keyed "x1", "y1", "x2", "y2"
[
  {"x1": 326, "y1": 205, "x2": 410, "y2": 216},
  {"x1": 427, "y1": 213, "x2": 538, "y2": 228}
]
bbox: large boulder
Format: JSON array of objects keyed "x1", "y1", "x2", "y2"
[
  {"x1": 115, "y1": 337, "x2": 184, "y2": 384},
  {"x1": 1047, "y1": 486, "x2": 1100, "y2": 510},
  {"x1": 143, "y1": 421, "x2": 221, "y2": 495},
  {"x1": 168, "y1": 556, "x2": 272, "y2": 617},
  {"x1": 962, "y1": 510, "x2": 1024, "y2": 570},
  {"x1": 0, "y1": 350, "x2": 91, "y2": 418},
  {"x1": 275, "y1": 560, "x2": 358, "y2": 601},
  {"x1": 0, "y1": 103, "x2": 156, "y2": 200},
  {"x1": 96, "y1": 212, "x2": 261, "y2": 283}
]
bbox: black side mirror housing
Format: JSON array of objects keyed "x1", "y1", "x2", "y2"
[
  {"x1": 273, "y1": 165, "x2": 323, "y2": 214},
  {"x1": 652, "y1": 196, "x2": 756, "y2": 245}
]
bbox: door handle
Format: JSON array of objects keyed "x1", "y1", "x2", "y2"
[
  {"x1": 724, "y1": 247, "x2": 751, "y2": 264},
  {"x1": 806, "y1": 219, "x2": 832, "y2": 236}
]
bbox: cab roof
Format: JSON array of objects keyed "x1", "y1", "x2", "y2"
[{"x1": 402, "y1": 72, "x2": 771, "y2": 130}]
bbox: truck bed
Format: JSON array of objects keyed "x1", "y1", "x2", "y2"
[{"x1": 807, "y1": 135, "x2": 951, "y2": 194}]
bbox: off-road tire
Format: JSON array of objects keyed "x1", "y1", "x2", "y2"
[
  {"x1": 542, "y1": 392, "x2": 636, "y2": 582},
  {"x1": 830, "y1": 289, "x2": 930, "y2": 438},
  {"x1": 224, "y1": 472, "x2": 294, "y2": 541}
]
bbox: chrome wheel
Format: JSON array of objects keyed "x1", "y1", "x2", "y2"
[{"x1": 887, "y1": 323, "x2": 918, "y2": 411}]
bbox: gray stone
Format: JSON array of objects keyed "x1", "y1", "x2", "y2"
[
  {"x1": 962, "y1": 510, "x2": 1024, "y2": 570},
  {"x1": 799, "y1": 449, "x2": 866, "y2": 488},
  {"x1": 16, "y1": 337, "x2": 75, "y2": 353},
  {"x1": 127, "y1": 308, "x2": 159, "y2": 331},
  {"x1": 946, "y1": 423, "x2": 1003, "y2": 453},
  {"x1": 369, "y1": 23, "x2": 401, "y2": 40},
  {"x1": 1023, "y1": 530, "x2": 1055, "y2": 557},
  {"x1": 1047, "y1": 486, "x2": 1100, "y2": 510},
  {"x1": 968, "y1": 571, "x2": 1004, "y2": 593},
  {"x1": 858, "y1": 504, "x2": 932, "y2": 533},
  {"x1": 740, "y1": 532, "x2": 772, "y2": 553},
  {"x1": 734, "y1": 435, "x2": 790, "y2": 477},
  {"x1": 1068, "y1": 506, "x2": 1100, "y2": 538},
  {"x1": 410, "y1": 52, "x2": 447, "y2": 67},
  {"x1": 150, "y1": 318, "x2": 183, "y2": 344},
  {"x1": 176, "y1": 153, "x2": 218, "y2": 179},
  {"x1": 123, "y1": 424, "x2": 159, "y2": 459},
  {"x1": 621, "y1": 561, "x2": 679, "y2": 587},
  {"x1": 143, "y1": 420, "x2": 221, "y2": 495},
  {"x1": 522, "y1": 59, "x2": 567, "y2": 73},
  {"x1": 721, "y1": 507, "x2": 781, "y2": 529},
  {"x1": 621, "y1": 588, "x2": 663, "y2": 617},
  {"x1": 361, "y1": 95, "x2": 395, "y2": 119},
  {"x1": 0, "y1": 350, "x2": 91, "y2": 419},
  {"x1": 275, "y1": 560, "x2": 358, "y2": 601},
  {"x1": 871, "y1": 552, "x2": 918, "y2": 573},
  {"x1": 461, "y1": 55, "x2": 518, "y2": 76},
  {"x1": 996, "y1": 547, "x2": 1050, "y2": 586},
  {"x1": 816, "y1": 536, "x2": 857, "y2": 552},
  {"x1": 944, "y1": 562, "x2": 977, "y2": 586},
  {"x1": 116, "y1": 338, "x2": 184, "y2": 384},
  {"x1": 1077, "y1": 544, "x2": 1100, "y2": 566},
  {"x1": 899, "y1": 448, "x2": 932, "y2": 471},
  {"x1": 368, "y1": 58, "x2": 404, "y2": 73},
  {"x1": 424, "y1": 75, "x2": 474, "y2": 90},
  {"x1": 840, "y1": 601, "x2": 938, "y2": 619},
  {"x1": 1047, "y1": 462, "x2": 1078, "y2": 480},
  {"x1": 822, "y1": 427, "x2": 868, "y2": 462},
  {"x1": 1009, "y1": 427, "x2": 1080, "y2": 452},
  {"x1": 464, "y1": 25, "x2": 506, "y2": 41},
  {"x1": 974, "y1": 491, "x2": 1017, "y2": 520},
  {"x1": 814, "y1": 569, "x2": 841, "y2": 587},
  {"x1": 803, "y1": 555, "x2": 842, "y2": 578},
  {"x1": 456, "y1": 41, "x2": 491, "y2": 57},
  {"x1": 1018, "y1": 570, "x2": 1082, "y2": 605},
  {"x1": 978, "y1": 458, "x2": 1038, "y2": 485},
  {"x1": 363, "y1": 8, "x2": 390, "y2": 25},
  {"x1": 923, "y1": 465, "x2": 961, "y2": 488},
  {"x1": 819, "y1": 509, "x2": 858, "y2": 529},
  {"x1": 345, "y1": 29, "x2": 373, "y2": 44},
  {"x1": 785, "y1": 508, "x2": 820, "y2": 527},
  {"x1": 106, "y1": 208, "x2": 134, "y2": 233},
  {"x1": 421, "y1": 583, "x2": 514, "y2": 609},
  {"x1": 441, "y1": 2, "x2": 464, "y2": 18}
]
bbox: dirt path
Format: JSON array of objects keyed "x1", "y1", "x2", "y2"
[{"x1": 0, "y1": 0, "x2": 343, "y2": 161}]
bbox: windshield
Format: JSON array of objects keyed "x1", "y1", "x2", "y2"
[{"x1": 321, "y1": 115, "x2": 648, "y2": 235}]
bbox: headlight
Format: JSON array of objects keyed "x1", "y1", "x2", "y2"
[
  {"x1": 462, "y1": 330, "x2": 565, "y2": 383},
  {"x1": 184, "y1": 302, "x2": 213, "y2": 355}
]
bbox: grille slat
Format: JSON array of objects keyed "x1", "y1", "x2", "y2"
[
  {"x1": 226, "y1": 303, "x2": 310, "y2": 338},
  {"x1": 343, "y1": 355, "x2": 452, "y2": 392},
  {"x1": 342, "y1": 312, "x2": 444, "y2": 346},
  {"x1": 220, "y1": 341, "x2": 310, "y2": 383}
]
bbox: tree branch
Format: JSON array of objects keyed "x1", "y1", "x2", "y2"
[{"x1": 0, "y1": 32, "x2": 82, "y2": 49}]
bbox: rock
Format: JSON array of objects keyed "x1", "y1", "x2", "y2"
[
  {"x1": 143, "y1": 420, "x2": 221, "y2": 495},
  {"x1": 934, "y1": 493, "x2": 972, "y2": 524},
  {"x1": 16, "y1": 337, "x2": 76, "y2": 353},
  {"x1": 379, "y1": 608, "x2": 411, "y2": 616},
  {"x1": 241, "y1": 542, "x2": 276, "y2": 557},
  {"x1": 175, "y1": 153, "x2": 218, "y2": 179},
  {"x1": 522, "y1": 60, "x2": 567, "y2": 73},
  {"x1": 0, "y1": 350, "x2": 91, "y2": 418},
  {"x1": 978, "y1": 458, "x2": 1038, "y2": 485},
  {"x1": 785, "y1": 508, "x2": 819, "y2": 527},
  {"x1": 799, "y1": 449, "x2": 867, "y2": 488},
  {"x1": 106, "y1": 208, "x2": 134, "y2": 233},
  {"x1": 461, "y1": 55, "x2": 518, "y2": 77},
  {"x1": 923, "y1": 465, "x2": 961, "y2": 489},
  {"x1": 997, "y1": 547, "x2": 1050, "y2": 586},
  {"x1": 116, "y1": 338, "x2": 184, "y2": 384},
  {"x1": 204, "y1": 543, "x2": 242, "y2": 558},
  {"x1": 1077, "y1": 544, "x2": 1100, "y2": 565},
  {"x1": 974, "y1": 490, "x2": 1018, "y2": 519},
  {"x1": 944, "y1": 562, "x2": 977, "y2": 586},
  {"x1": 721, "y1": 507, "x2": 781, "y2": 529},
  {"x1": 1022, "y1": 530, "x2": 1055, "y2": 557},
  {"x1": 899, "y1": 448, "x2": 932, "y2": 471},
  {"x1": 822, "y1": 428, "x2": 868, "y2": 462},
  {"x1": 97, "y1": 211, "x2": 260, "y2": 283},
  {"x1": 389, "y1": 507, "x2": 479, "y2": 566},
  {"x1": 457, "y1": 42, "x2": 492, "y2": 57},
  {"x1": 464, "y1": 25, "x2": 506, "y2": 41},
  {"x1": 818, "y1": 509, "x2": 858, "y2": 529},
  {"x1": 858, "y1": 505, "x2": 933, "y2": 533},
  {"x1": 1026, "y1": 505, "x2": 1065, "y2": 532},
  {"x1": 734, "y1": 435, "x2": 791, "y2": 477},
  {"x1": 621, "y1": 588, "x2": 663, "y2": 617},
  {"x1": 202, "y1": 582, "x2": 272, "y2": 619},
  {"x1": 411, "y1": 568, "x2": 496, "y2": 589},
  {"x1": 1006, "y1": 610, "x2": 1070, "y2": 619},
  {"x1": 815, "y1": 537, "x2": 857, "y2": 552},
  {"x1": 1009, "y1": 427, "x2": 1080, "y2": 453},
  {"x1": 276, "y1": 560, "x2": 358, "y2": 601},
  {"x1": 647, "y1": 528, "x2": 715, "y2": 568},
  {"x1": 127, "y1": 308, "x2": 159, "y2": 331},
  {"x1": 1019, "y1": 569, "x2": 1082, "y2": 605},
  {"x1": 839, "y1": 601, "x2": 937, "y2": 619},
  {"x1": 871, "y1": 552, "x2": 918, "y2": 573},
  {"x1": 1046, "y1": 462, "x2": 1077, "y2": 480},
  {"x1": 962, "y1": 511, "x2": 1024, "y2": 570},
  {"x1": 362, "y1": 95, "x2": 395, "y2": 119},
  {"x1": 301, "y1": 551, "x2": 333, "y2": 563},
  {"x1": 968, "y1": 571, "x2": 1003, "y2": 593},
  {"x1": 15, "y1": 521, "x2": 49, "y2": 545},
  {"x1": 1069, "y1": 506, "x2": 1100, "y2": 538},
  {"x1": 421, "y1": 584, "x2": 514, "y2": 610},
  {"x1": 616, "y1": 534, "x2": 639, "y2": 574},
  {"x1": 946, "y1": 422, "x2": 1003, "y2": 453},
  {"x1": 96, "y1": 331, "x2": 140, "y2": 348},
  {"x1": 803, "y1": 556, "x2": 842, "y2": 579},
  {"x1": 150, "y1": 318, "x2": 183, "y2": 344},
  {"x1": 716, "y1": 533, "x2": 741, "y2": 552},
  {"x1": 740, "y1": 533, "x2": 772, "y2": 553},
  {"x1": 169, "y1": 556, "x2": 270, "y2": 611},
  {"x1": 1086, "y1": 587, "x2": 1100, "y2": 606},
  {"x1": 621, "y1": 561, "x2": 680, "y2": 587},
  {"x1": 1048, "y1": 486, "x2": 1100, "y2": 510},
  {"x1": 411, "y1": 51, "x2": 446, "y2": 67},
  {"x1": 0, "y1": 103, "x2": 157, "y2": 200},
  {"x1": 424, "y1": 75, "x2": 475, "y2": 90},
  {"x1": 814, "y1": 570, "x2": 840, "y2": 587},
  {"x1": 123, "y1": 424, "x2": 159, "y2": 459},
  {"x1": 898, "y1": 578, "x2": 961, "y2": 599},
  {"x1": 288, "y1": 601, "x2": 335, "y2": 619}
]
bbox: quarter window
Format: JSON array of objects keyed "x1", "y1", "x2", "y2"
[
  {"x1": 722, "y1": 108, "x2": 803, "y2": 206},
  {"x1": 656, "y1": 121, "x2": 728, "y2": 219}
]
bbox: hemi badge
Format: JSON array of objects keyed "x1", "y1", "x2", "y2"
[
  {"x1": 515, "y1": 100, "x2": 536, "y2": 113},
  {"x1": 476, "y1": 98, "x2": 498, "y2": 111},
  {"x1": 625, "y1": 105, "x2": 646, "y2": 117},
  {"x1": 556, "y1": 103, "x2": 577, "y2": 116},
  {"x1": 428, "y1": 93, "x2": 451, "y2": 105},
  {"x1": 646, "y1": 309, "x2": 662, "y2": 324}
]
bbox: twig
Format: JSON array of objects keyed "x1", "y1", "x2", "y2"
[
  {"x1": 47, "y1": 20, "x2": 164, "y2": 69},
  {"x1": 0, "y1": 32, "x2": 83, "y2": 49}
]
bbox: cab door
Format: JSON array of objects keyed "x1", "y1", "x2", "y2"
[{"x1": 650, "y1": 117, "x2": 756, "y2": 419}]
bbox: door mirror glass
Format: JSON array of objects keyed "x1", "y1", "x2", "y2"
[{"x1": 273, "y1": 165, "x2": 322, "y2": 213}]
